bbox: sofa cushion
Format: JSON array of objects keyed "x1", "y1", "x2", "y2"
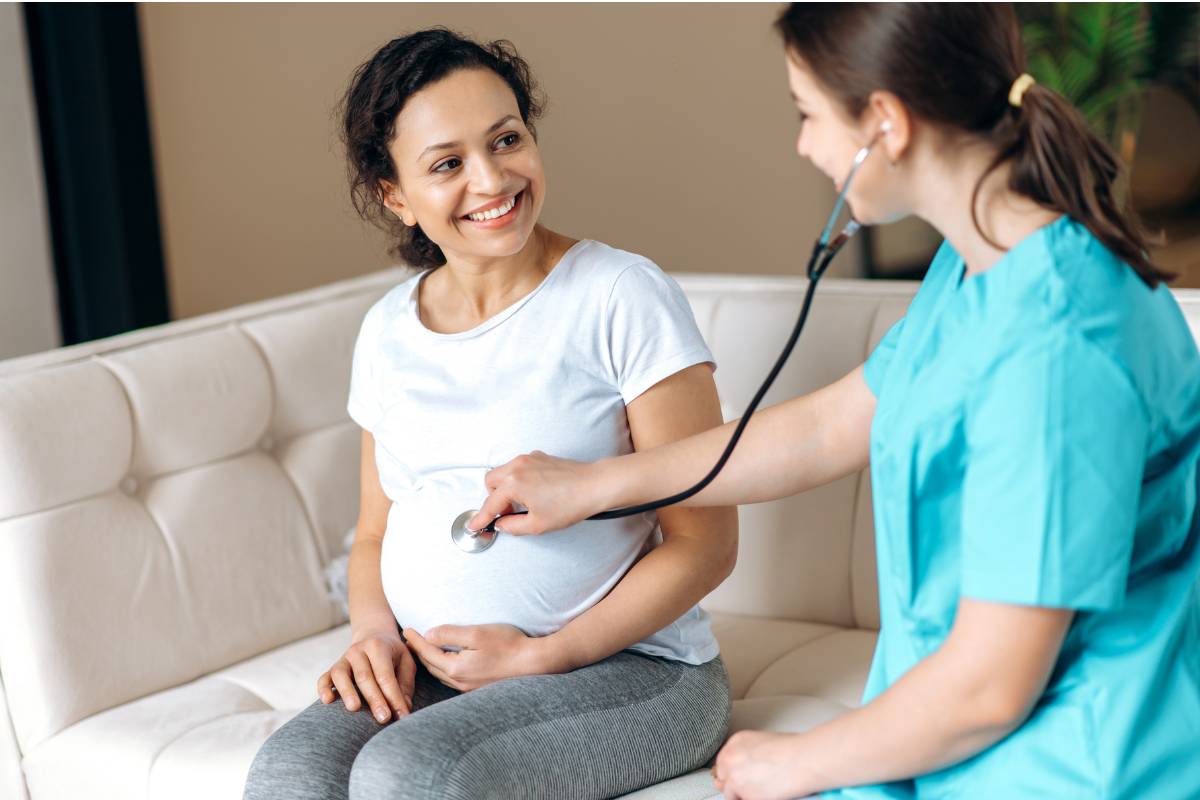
[
  {"x1": 101, "y1": 326, "x2": 273, "y2": 478},
  {"x1": 239, "y1": 295, "x2": 380, "y2": 441},
  {"x1": 0, "y1": 361, "x2": 132, "y2": 519},
  {"x1": 19, "y1": 626, "x2": 348, "y2": 800}
]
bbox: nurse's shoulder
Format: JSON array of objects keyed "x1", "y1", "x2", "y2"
[{"x1": 1039, "y1": 216, "x2": 1199, "y2": 421}]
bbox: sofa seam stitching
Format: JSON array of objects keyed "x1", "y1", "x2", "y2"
[{"x1": 141, "y1": 696, "x2": 270, "y2": 797}]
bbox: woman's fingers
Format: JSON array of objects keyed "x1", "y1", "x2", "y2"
[
  {"x1": 414, "y1": 649, "x2": 465, "y2": 691},
  {"x1": 396, "y1": 646, "x2": 417, "y2": 717},
  {"x1": 404, "y1": 629, "x2": 453, "y2": 673},
  {"x1": 317, "y1": 670, "x2": 336, "y2": 704},
  {"x1": 323, "y1": 642, "x2": 414, "y2": 721},
  {"x1": 406, "y1": 629, "x2": 473, "y2": 690},
  {"x1": 364, "y1": 640, "x2": 409, "y2": 718},
  {"x1": 329, "y1": 659, "x2": 361, "y2": 711},
  {"x1": 346, "y1": 649, "x2": 393, "y2": 724},
  {"x1": 424, "y1": 625, "x2": 477, "y2": 650}
]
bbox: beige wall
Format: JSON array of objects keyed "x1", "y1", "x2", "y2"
[
  {"x1": 138, "y1": 3, "x2": 877, "y2": 320},
  {"x1": 138, "y1": 3, "x2": 1199, "y2": 321},
  {"x1": 1, "y1": 2, "x2": 60, "y2": 358}
]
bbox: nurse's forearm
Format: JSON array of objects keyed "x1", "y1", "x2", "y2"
[
  {"x1": 772, "y1": 651, "x2": 1026, "y2": 793},
  {"x1": 598, "y1": 366, "x2": 874, "y2": 510},
  {"x1": 543, "y1": 506, "x2": 738, "y2": 671},
  {"x1": 770, "y1": 600, "x2": 1073, "y2": 795}
]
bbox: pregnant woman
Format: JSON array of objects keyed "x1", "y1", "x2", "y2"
[{"x1": 242, "y1": 28, "x2": 736, "y2": 800}]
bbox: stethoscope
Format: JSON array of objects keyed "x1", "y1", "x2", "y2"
[{"x1": 451, "y1": 124, "x2": 890, "y2": 553}]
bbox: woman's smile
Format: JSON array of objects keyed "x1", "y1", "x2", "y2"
[{"x1": 461, "y1": 189, "x2": 525, "y2": 229}]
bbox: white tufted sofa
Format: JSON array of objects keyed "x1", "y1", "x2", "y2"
[{"x1": 2, "y1": 269, "x2": 1197, "y2": 800}]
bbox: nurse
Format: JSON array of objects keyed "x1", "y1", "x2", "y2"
[{"x1": 470, "y1": 4, "x2": 1200, "y2": 798}]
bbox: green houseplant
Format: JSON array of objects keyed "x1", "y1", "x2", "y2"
[{"x1": 1018, "y1": 3, "x2": 1199, "y2": 164}]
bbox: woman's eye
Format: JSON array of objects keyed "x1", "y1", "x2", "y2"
[
  {"x1": 495, "y1": 133, "x2": 520, "y2": 149},
  {"x1": 797, "y1": 111, "x2": 809, "y2": 126},
  {"x1": 433, "y1": 157, "x2": 461, "y2": 173}
]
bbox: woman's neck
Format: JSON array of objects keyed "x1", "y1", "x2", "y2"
[
  {"x1": 420, "y1": 226, "x2": 575, "y2": 332},
  {"x1": 908, "y1": 140, "x2": 1060, "y2": 278}
]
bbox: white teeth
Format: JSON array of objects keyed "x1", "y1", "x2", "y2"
[{"x1": 466, "y1": 194, "x2": 518, "y2": 221}]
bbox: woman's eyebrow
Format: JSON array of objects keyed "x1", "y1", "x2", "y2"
[{"x1": 419, "y1": 115, "x2": 520, "y2": 160}]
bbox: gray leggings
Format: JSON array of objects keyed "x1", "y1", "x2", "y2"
[{"x1": 243, "y1": 650, "x2": 730, "y2": 800}]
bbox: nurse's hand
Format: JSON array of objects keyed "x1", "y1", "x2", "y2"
[
  {"x1": 469, "y1": 450, "x2": 610, "y2": 536},
  {"x1": 317, "y1": 627, "x2": 416, "y2": 724},
  {"x1": 404, "y1": 623, "x2": 566, "y2": 691},
  {"x1": 712, "y1": 730, "x2": 813, "y2": 800}
]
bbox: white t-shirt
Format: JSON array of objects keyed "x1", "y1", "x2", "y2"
[{"x1": 346, "y1": 239, "x2": 719, "y2": 664}]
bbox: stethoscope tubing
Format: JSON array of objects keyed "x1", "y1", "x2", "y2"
[
  {"x1": 479, "y1": 239, "x2": 844, "y2": 535},
  {"x1": 476, "y1": 134, "x2": 881, "y2": 537}
]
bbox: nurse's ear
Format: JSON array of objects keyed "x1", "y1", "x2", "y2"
[
  {"x1": 379, "y1": 180, "x2": 417, "y2": 227},
  {"x1": 865, "y1": 91, "x2": 911, "y2": 167}
]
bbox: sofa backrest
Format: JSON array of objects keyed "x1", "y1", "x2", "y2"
[
  {"x1": 0, "y1": 270, "x2": 406, "y2": 760},
  {"x1": 677, "y1": 275, "x2": 914, "y2": 631}
]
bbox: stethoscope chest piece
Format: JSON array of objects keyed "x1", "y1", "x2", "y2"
[{"x1": 451, "y1": 509, "x2": 497, "y2": 553}]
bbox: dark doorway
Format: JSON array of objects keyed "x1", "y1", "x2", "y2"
[{"x1": 23, "y1": 3, "x2": 170, "y2": 346}]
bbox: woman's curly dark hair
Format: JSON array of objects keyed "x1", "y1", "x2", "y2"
[{"x1": 337, "y1": 28, "x2": 546, "y2": 269}]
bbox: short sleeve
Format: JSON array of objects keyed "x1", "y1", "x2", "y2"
[
  {"x1": 346, "y1": 300, "x2": 387, "y2": 433},
  {"x1": 863, "y1": 239, "x2": 961, "y2": 397},
  {"x1": 863, "y1": 317, "x2": 906, "y2": 397},
  {"x1": 605, "y1": 261, "x2": 715, "y2": 405},
  {"x1": 960, "y1": 334, "x2": 1149, "y2": 611}
]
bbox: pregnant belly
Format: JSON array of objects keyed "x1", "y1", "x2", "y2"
[{"x1": 379, "y1": 492, "x2": 650, "y2": 637}]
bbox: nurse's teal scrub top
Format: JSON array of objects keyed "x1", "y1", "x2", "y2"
[{"x1": 827, "y1": 216, "x2": 1200, "y2": 799}]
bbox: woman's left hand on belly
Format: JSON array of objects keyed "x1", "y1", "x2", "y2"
[{"x1": 404, "y1": 623, "x2": 568, "y2": 691}]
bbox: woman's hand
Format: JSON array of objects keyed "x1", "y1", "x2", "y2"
[
  {"x1": 712, "y1": 730, "x2": 813, "y2": 800},
  {"x1": 317, "y1": 627, "x2": 416, "y2": 724},
  {"x1": 467, "y1": 451, "x2": 612, "y2": 536},
  {"x1": 404, "y1": 623, "x2": 566, "y2": 691}
]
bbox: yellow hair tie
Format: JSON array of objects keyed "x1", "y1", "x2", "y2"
[{"x1": 1008, "y1": 73, "x2": 1036, "y2": 108}]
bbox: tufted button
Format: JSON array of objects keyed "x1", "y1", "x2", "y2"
[
  {"x1": 119, "y1": 476, "x2": 139, "y2": 496},
  {"x1": 259, "y1": 435, "x2": 275, "y2": 451}
]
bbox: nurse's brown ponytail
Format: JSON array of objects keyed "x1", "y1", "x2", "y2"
[{"x1": 775, "y1": 3, "x2": 1175, "y2": 288}]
